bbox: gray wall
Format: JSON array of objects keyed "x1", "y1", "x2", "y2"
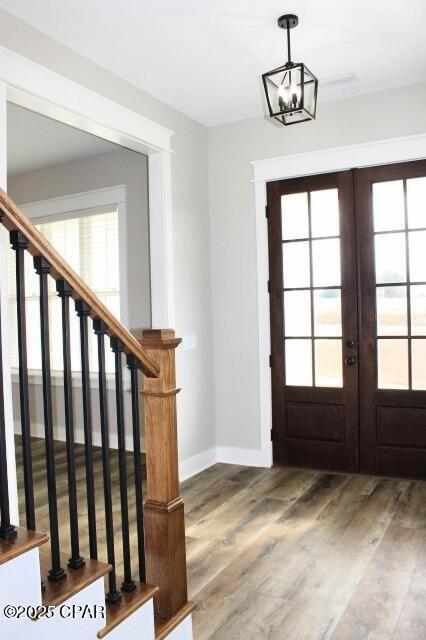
[
  {"x1": 0, "y1": 8, "x2": 216, "y2": 467},
  {"x1": 208, "y1": 81, "x2": 426, "y2": 453},
  {"x1": 8, "y1": 147, "x2": 150, "y2": 448}
]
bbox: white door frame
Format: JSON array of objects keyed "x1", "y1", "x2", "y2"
[
  {"x1": 0, "y1": 45, "x2": 175, "y2": 522},
  {"x1": 251, "y1": 132, "x2": 426, "y2": 469}
]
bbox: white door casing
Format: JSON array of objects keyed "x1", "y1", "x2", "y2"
[{"x1": 251, "y1": 132, "x2": 426, "y2": 470}]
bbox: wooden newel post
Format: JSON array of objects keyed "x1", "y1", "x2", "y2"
[{"x1": 140, "y1": 329, "x2": 190, "y2": 620}]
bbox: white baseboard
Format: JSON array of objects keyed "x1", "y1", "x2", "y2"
[
  {"x1": 16, "y1": 423, "x2": 270, "y2": 477},
  {"x1": 216, "y1": 446, "x2": 271, "y2": 468},
  {"x1": 179, "y1": 445, "x2": 271, "y2": 481},
  {"x1": 179, "y1": 447, "x2": 217, "y2": 481}
]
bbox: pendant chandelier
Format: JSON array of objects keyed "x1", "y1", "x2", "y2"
[{"x1": 262, "y1": 14, "x2": 318, "y2": 126}]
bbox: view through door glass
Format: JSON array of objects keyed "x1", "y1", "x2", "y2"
[{"x1": 268, "y1": 159, "x2": 426, "y2": 478}]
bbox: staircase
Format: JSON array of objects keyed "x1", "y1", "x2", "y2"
[{"x1": 0, "y1": 190, "x2": 195, "y2": 638}]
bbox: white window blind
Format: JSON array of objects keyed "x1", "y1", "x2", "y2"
[{"x1": 8, "y1": 209, "x2": 120, "y2": 374}]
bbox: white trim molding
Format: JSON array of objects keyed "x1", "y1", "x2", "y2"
[
  {"x1": 19, "y1": 184, "x2": 127, "y2": 219},
  {"x1": 148, "y1": 151, "x2": 175, "y2": 327},
  {"x1": 251, "y1": 132, "x2": 426, "y2": 472},
  {"x1": 251, "y1": 133, "x2": 426, "y2": 183},
  {"x1": 179, "y1": 447, "x2": 217, "y2": 482},
  {"x1": 179, "y1": 445, "x2": 272, "y2": 481},
  {"x1": 0, "y1": 44, "x2": 176, "y2": 331},
  {"x1": 0, "y1": 47, "x2": 176, "y2": 521},
  {"x1": 0, "y1": 46, "x2": 173, "y2": 155},
  {"x1": 0, "y1": 80, "x2": 19, "y2": 522}
]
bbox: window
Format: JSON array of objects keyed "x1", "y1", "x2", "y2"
[
  {"x1": 374, "y1": 177, "x2": 426, "y2": 390},
  {"x1": 8, "y1": 208, "x2": 120, "y2": 374},
  {"x1": 282, "y1": 188, "x2": 343, "y2": 388}
]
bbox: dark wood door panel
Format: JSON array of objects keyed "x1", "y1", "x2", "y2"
[
  {"x1": 267, "y1": 170, "x2": 359, "y2": 473},
  {"x1": 377, "y1": 406, "x2": 426, "y2": 447},
  {"x1": 356, "y1": 159, "x2": 426, "y2": 478},
  {"x1": 285, "y1": 402, "x2": 345, "y2": 443},
  {"x1": 268, "y1": 158, "x2": 426, "y2": 479}
]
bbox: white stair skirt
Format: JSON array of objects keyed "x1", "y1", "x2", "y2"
[{"x1": 0, "y1": 541, "x2": 193, "y2": 639}]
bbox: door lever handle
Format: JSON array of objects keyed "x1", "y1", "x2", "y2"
[{"x1": 345, "y1": 356, "x2": 356, "y2": 366}]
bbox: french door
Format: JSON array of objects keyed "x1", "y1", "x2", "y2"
[{"x1": 267, "y1": 159, "x2": 426, "y2": 478}]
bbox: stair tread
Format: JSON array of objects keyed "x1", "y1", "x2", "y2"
[
  {"x1": 155, "y1": 601, "x2": 196, "y2": 640},
  {"x1": 97, "y1": 577, "x2": 159, "y2": 639},
  {"x1": 0, "y1": 526, "x2": 48, "y2": 566},
  {"x1": 39, "y1": 547, "x2": 112, "y2": 607}
]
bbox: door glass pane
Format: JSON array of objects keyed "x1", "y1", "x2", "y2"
[
  {"x1": 412, "y1": 340, "x2": 426, "y2": 390},
  {"x1": 373, "y1": 180, "x2": 405, "y2": 232},
  {"x1": 407, "y1": 177, "x2": 426, "y2": 229},
  {"x1": 285, "y1": 339, "x2": 312, "y2": 386},
  {"x1": 283, "y1": 241, "x2": 310, "y2": 288},
  {"x1": 284, "y1": 290, "x2": 311, "y2": 336},
  {"x1": 377, "y1": 339, "x2": 409, "y2": 389},
  {"x1": 375, "y1": 233, "x2": 406, "y2": 284},
  {"x1": 376, "y1": 286, "x2": 408, "y2": 336},
  {"x1": 411, "y1": 285, "x2": 426, "y2": 335},
  {"x1": 310, "y1": 189, "x2": 339, "y2": 238},
  {"x1": 312, "y1": 238, "x2": 341, "y2": 287},
  {"x1": 409, "y1": 231, "x2": 426, "y2": 282},
  {"x1": 282, "y1": 193, "x2": 309, "y2": 240},
  {"x1": 313, "y1": 289, "x2": 342, "y2": 336},
  {"x1": 314, "y1": 339, "x2": 343, "y2": 387}
]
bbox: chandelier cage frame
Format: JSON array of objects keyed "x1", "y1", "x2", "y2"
[{"x1": 262, "y1": 14, "x2": 319, "y2": 126}]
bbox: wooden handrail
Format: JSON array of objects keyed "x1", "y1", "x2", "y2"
[{"x1": 0, "y1": 189, "x2": 159, "y2": 378}]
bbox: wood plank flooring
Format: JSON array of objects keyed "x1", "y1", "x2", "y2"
[{"x1": 15, "y1": 436, "x2": 426, "y2": 639}]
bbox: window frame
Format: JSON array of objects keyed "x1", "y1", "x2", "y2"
[{"x1": 9, "y1": 185, "x2": 128, "y2": 387}]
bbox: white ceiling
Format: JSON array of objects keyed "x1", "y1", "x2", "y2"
[
  {"x1": 7, "y1": 104, "x2": 117, "y2": 176},
  {"x1": 1, "y1": 1, "x2": 425, "y2": 126}
]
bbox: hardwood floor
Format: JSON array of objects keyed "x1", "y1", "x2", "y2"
[{"x1": 16, "y1": 437, "x2": 426, "y2": 639}]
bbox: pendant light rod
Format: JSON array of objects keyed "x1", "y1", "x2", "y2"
[
  {"x1": 287, "y1": 26, "x2": 291, "y2": 63},
  {"x1": 278, "y1": 14, "x2": 299, "y2": 65}
]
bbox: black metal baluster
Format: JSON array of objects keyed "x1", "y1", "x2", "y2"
[
  {"x1": 127, "y1": 354, "x2": 146, "y2": 582},
  {"x1": 10, "y1": 231, "x2": 35, "y2": 531},
  {"x1": 0, "y1": 269, "x2": 17, "y2": 540},
  {"x1": 93, "y1": 319, "x2": 121, "y2": 603},
  {"x1": 75, "y1": 300, "x2": 97, "y2": 560},
  {"x1": 57, "y1": 281, "x2": 84, "y2": 570},
  {"x1": 34, "y1": 256, "x2": 65, "y2": 581},
  {"x1": 111, "y1": 338, "x2": 135, "y2": 592}
]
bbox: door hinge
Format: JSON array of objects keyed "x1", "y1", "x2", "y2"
[
  {"x1": 270, "y1": 428, "x2": 274, "y2": 441},
  {"x1": 269, "y1": 354, "x2": 272, "y2": 368},
  {"x1": 265, "y1": 205, "x2": 269, "y2": 219},
  {"x1": 267, "y1": 280, "x2": 271, "y2": 293}
]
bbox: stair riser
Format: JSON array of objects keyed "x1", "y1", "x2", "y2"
[
  {"x1": 104, "y1": 598, "x2": 155, "y2": 640},
  {"x1": 0, "y1": 547, "x2": 42, "y2": 636},
  {"x1": 38, "y1": 579, "x2": 106, "y2": 640}
]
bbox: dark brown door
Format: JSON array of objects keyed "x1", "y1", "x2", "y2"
[
  {"x1": 267, "y1": 171, "x2": 359, "y2": 472},
  {"x1": 357, "y1": 160, "x2": 426, "y2": 478},
  {"x1": 268, "y1": 160, "x2": 426, "y2": 478}
]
